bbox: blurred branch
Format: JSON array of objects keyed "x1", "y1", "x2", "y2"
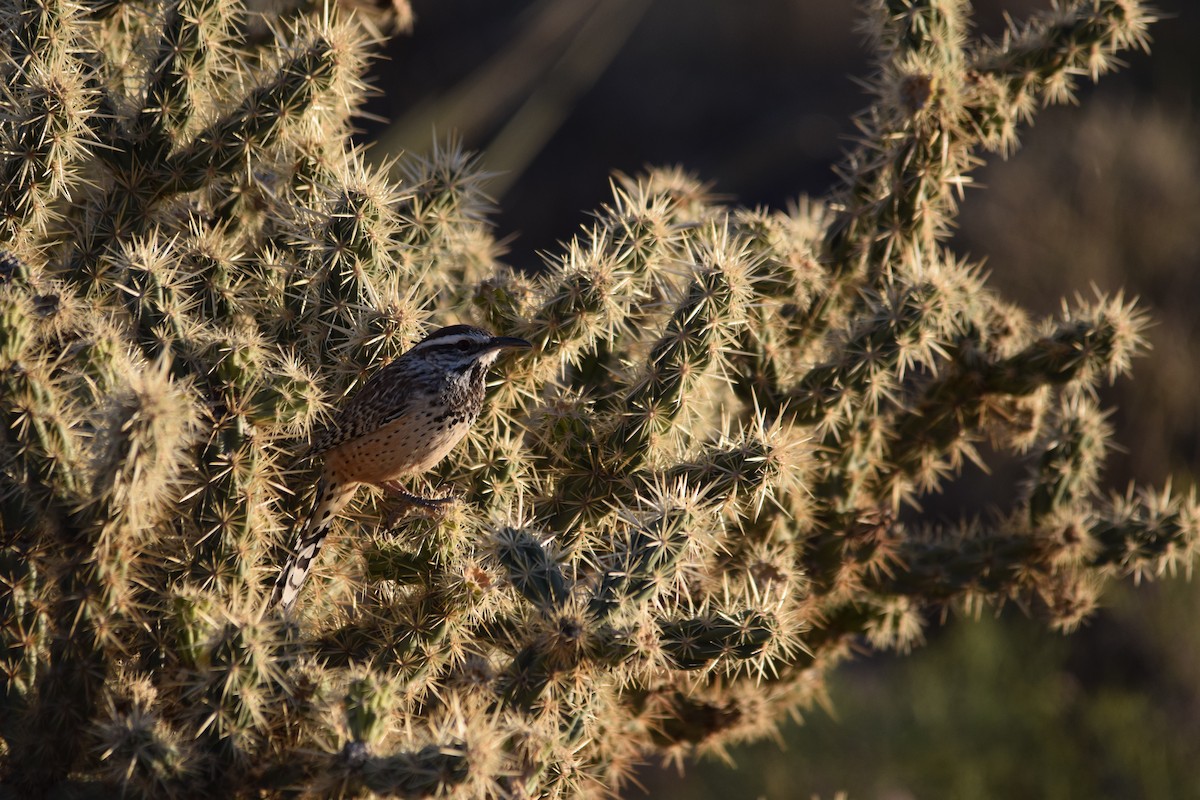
[
  {"x1": 376, "y1": 0, "x2": 599, "y2": 154},
  {"x1": 483, "y1": 0, "x2": 652, "y2": 197}
]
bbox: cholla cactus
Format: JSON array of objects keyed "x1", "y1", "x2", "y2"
[{"x1": 0, "y1": 0, "x2": 1193, "y2": 797}]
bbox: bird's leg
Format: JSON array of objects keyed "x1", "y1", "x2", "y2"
[{"x1": 381, "y1": 480, "x2": 456, "y2": 508}]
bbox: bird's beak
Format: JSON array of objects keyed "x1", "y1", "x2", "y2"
[{"x1": 488, "y1": 336, "x2": 533, "y2": 352}]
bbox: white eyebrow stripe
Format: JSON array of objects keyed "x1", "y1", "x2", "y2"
[{"x1": 407, "y1": 333, "x2": 483, "y2": 353}]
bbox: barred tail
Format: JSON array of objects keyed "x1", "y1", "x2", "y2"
[{"x1": 269, "y1": 477, "x2": 358, "y2": 612}]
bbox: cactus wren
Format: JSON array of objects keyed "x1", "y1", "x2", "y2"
[{"x1": 269, "y1": 324, "x2": 531, "y2": 611}]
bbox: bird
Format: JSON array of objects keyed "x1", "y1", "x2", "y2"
[{"x1": 269, "y1": 324, "x2": 532, "y2": 612}]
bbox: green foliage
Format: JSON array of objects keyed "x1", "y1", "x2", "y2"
[{"x1": 0, "y1": 0, "x2": 1192, "y2": 797}]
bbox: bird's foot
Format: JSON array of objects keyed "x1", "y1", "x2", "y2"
[
  {"x1": 385, "y1": 482, "x2": 456, "y2": 508},
  {"x1": 382, "y1": 481, "x2": 457, "y2": 527}
]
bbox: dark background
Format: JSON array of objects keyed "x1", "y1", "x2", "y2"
[
  {"x1": 361, "y1": 0, "x2": 1197, "y2": 276},
  {"x1": 359, "y1": 2, "x2": 1200, "y2": 797}
]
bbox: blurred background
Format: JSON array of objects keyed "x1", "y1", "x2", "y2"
[{"x1": 357, "y1": 1, "x2": 1200, "y2": 797}]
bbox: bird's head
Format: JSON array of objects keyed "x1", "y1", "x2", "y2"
[{"x1": 408, "y1": 325, "x2": 532, "y2": 374}]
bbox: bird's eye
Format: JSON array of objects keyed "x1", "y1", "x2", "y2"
[{"x1": 456, "y1": 340, "x2": 472, "y2": 351}]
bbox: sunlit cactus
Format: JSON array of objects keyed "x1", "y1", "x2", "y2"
[{"x1": 1, "y1": 0, "x2": 1194, "y2": 797}]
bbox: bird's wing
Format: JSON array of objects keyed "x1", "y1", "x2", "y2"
[{"x1": 310, "y1": 363, "x2": 421, "y2": 455}]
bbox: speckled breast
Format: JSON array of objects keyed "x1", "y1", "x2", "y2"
[{"x1": 323, "y1": 409, "x2": 477, "y2": 485}]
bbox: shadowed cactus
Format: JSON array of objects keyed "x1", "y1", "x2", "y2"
[{"x1": 1, "y1": 0, "x2": 1194, "y2": 797}]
